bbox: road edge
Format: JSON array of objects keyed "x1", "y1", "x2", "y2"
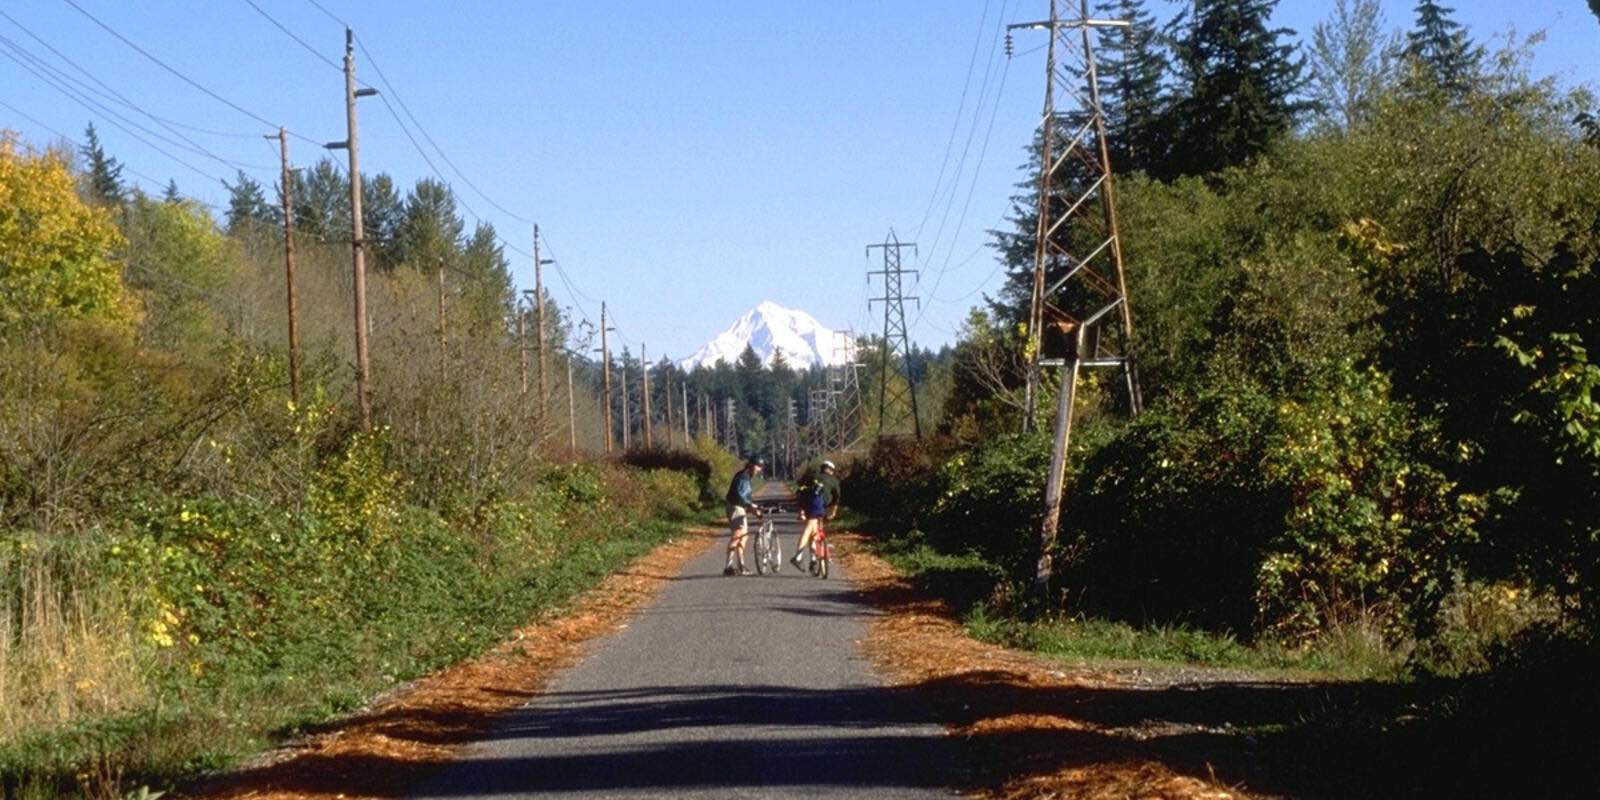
[
  {"x1": 189, "y1": 525, "x2": 723, "y2": 800},
  {"x1": 835, "y1": 531, "x2": 1247, "y2": 800}
]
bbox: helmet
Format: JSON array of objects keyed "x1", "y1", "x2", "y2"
[{"x1": 820, "y1": 460, "x2": 836, "y2": 472}]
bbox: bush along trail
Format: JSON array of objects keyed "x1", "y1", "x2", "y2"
[
  {"x1": 0, "y1": 443, "x2": 719, "y2": 799},
  {"x1": 192, "y1": 521, "x2": 724, "y2": 800}
]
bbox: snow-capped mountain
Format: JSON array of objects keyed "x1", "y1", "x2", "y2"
[{"x1": 678, "y1": 301, "x2": 851, "y2": 371}]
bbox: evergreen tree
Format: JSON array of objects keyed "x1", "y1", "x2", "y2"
[
  {"x1": 162, "y1": 179, "x2": 181, "y2": 204},
  {"x1": 1404, "y1": 0, "x2": 1482, "y2": 100},
  {"x1": 224, "y1": 170, "x2": 273, "y2": 233},
  {"x1": 458, "y1": 221, "x2": 512, "y2": 319},
  {"x1": 79, "y1": 123, "x2": 124, "y2": 206},
  {"x1": 1096, "y1": 0, "x2": 1168, "y2": 173},
  {"x1": 294, "y1": 158, "x2": 349, "y2": 241},
  {"x1": 397, "y1": 178, "x2": 464, "y2": 270},
  {"x1": 1165, "y1": 0, "x2": 1308, "y2": 178},
  {"x1": 363, "y1": 173, "x2": 404, "y2": 267}
]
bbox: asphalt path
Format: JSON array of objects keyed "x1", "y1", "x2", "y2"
[{"x1": 414, "y1": 484, "x2": 958, "y2": 799}]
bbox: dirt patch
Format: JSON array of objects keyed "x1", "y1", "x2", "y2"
[
  {"x1": 190, "y1": 527, "x2": 720, "y2": 800},
  {"x1": 836, "y1": 532, "x2": 1251, "y2": 800}
]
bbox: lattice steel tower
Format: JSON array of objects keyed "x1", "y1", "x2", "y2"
[
  {"x1": 1014, "y1": 0, "x2": 1142, "y2": 430},
  {"x1": 1010, "y1": 0, "x2": 1145, "y2": 594},
  {"x1": 830, "y1": 330, "x2": 867, "y2": 453},
  {"x1": 867, "y1": 230, "x2": 923, "y2": 440}
]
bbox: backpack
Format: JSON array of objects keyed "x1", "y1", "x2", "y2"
[{"x1": 801, "y1": 478, "x2": 827, "y2": 516}]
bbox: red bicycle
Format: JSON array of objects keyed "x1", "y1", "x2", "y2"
[{"x1": 806, "y1": 517, "x2": 830, "y2": 579}]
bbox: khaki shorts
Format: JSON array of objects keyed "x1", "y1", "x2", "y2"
[{"x1": 726, "y1": 505, "x2": 748, "y2": 536}]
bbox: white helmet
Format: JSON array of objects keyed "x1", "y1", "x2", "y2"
[{"x1": 820, "y1": 460, "x2": 836, "y2": 471}]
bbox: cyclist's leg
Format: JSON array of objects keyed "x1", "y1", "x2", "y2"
[
  {"x1": 792, "y1": 516, "x2": 817, "y2": 568},
  {"x1": 725, "y1": 506, "x2": 749, "y2": 573}
]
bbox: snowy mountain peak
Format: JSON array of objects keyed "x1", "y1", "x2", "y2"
[{"x1": 679, "y1": 302, "x2": 850, "y2": 371}]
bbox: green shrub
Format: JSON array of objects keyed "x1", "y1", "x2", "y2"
[
  {"x1": 620, "y1": 446, "x2": 715, "y2": 504},
  {"x1": 634, "y1": 469, "x2": 699, "y2": 521}
]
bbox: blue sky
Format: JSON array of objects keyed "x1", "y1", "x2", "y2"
[{"x1": 4, "y1": 1, "x2": 1598, "y2": 360}]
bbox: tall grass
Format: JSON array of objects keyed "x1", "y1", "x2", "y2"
[{"x1": 1, "y1": 533, "x2": 145, "y2": 744}]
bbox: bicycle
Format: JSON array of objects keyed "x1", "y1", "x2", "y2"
[
  {"x1": 805, "y1": 517, "x2": 830, "y2": 579},
  {"x1": 752, "y1": 505, "x2": 784, "y2": 576}
]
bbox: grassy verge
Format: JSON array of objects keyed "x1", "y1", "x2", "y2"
[
  {"x1": 1, "y1": 476, "x2": 716, "y2": 800},
  {"x1": 857, "y1": 521, "x2": 1404, "y2": 681},
  {"x1": 849, "y1": 513, "x2": 1598, "y2": 796}
]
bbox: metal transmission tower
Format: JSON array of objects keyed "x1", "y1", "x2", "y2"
[
  {"x1": 830, "y1": 331, "x2": 867, "y2": 453},
  {"x1": 867, "y1": 231, "x2": 923, "y2": 440},
  {"x1": 1009, "y1": 0, "x2": 1145, "y2": 596},
  {"x1": 806, "y1": 389, "x2": 831, "y2": 459}
]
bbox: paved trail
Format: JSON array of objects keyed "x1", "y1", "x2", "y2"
[{"x1": 415, "y1": 484, "x2": 959, "y2": 799}]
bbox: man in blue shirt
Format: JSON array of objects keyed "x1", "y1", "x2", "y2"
[{"x1": 723, "y1": 459, "x2": 764, "y2": 576}]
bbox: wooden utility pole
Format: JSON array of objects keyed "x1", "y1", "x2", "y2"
[
  {"x1": 664, "y1": 373, "x2": 674, "y2": 448},
  {"x1": 620, "y1": 359, "x2": 632, "y2": 450},
  {"x1": 328, "y1": 28, "x2": 378, "y2": 431},
  {"x1": 517, "y1": 303, "x2": 529, "y2": 396},
  {"x1": 436, "y1": 264, "x2": 446, "y2": 380},
  {"x1": 599, "y1": 302, "x2": 614, "y2": 452},
  {"x1": 269, "y1": 127, "x2": 301, "y2": 405},
  {"x1": 534, "y1": 226, "x2": 551, "y2": 429},
  {"x1": 641, "y1": 344, "x2": 653, "y2": 448},
  {"x1": 566, "y1": 353, "x2": 577, "y2": 449}
]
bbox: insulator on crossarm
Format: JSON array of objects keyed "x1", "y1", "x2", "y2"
[{"x1": 1005, "y1": 31, "x2": 1014, "y2": 58}]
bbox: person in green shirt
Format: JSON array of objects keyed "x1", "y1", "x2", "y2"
[{"x1": 791, "y1": 460, "x2": 840, "y2": 571}]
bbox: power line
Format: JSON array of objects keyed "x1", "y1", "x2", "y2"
[
  {"x1": 914, "y1": 54, "x2": 1012, "y2": 326},
  {"x1": 0, "y1": 99, "x2": 226, "y2": 212},
  {"x1": 1, "y1": 44, "x2": 227, "y2": 186},
  {"x1": 917, "y1": 6, "x2": 1013, "y2": 295},
  {"x1": 239, "y1": 0, "x2": 343, "y2": 72},
  {"x1": 302, "y1": 0, "x2": 349, "y2": 28},
  {"x1": 60, "y1": 0, "x2": 287, "y2": 131},
  {"x1": 912, "y1": 0, "x2": 998, "y2": 243},
  {"x1": 0, "y1": 8, "x2": 261, "y2": 141},
  {"x1": 283, "y1": 6, "x2": 578, "y2": 331},
  {"x1": 0, "y1": 32, "x2": 275, "y2": 172},
  {"x1": 355, "y1": 35, "x2": 536, "y2": 227}
]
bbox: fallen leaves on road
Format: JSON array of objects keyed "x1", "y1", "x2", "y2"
[
  {"x1": 191, "y1": 527, "x2": 721, "y2": 800},
  {"x1": 835, "y1": 532, "x2": 1248, "y2": 800}
]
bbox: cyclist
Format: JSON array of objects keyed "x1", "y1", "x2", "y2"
[
  {"x1": 723, "y1": 458, "x2": 764, "y2": 576},
  {"x1": 791, "y1": 459, "x2": 841, "y2": 571}
]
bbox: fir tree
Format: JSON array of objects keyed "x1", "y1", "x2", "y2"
[
  {"x1": 162, "y1": 179, "x2": 181, "y2": 204},
  {"x1": 224, "y1": 170, "x2": 273, "y2": 234},
  {"x1": 1165, "y1": 0, "x2": 1308, "y2": 178},
  {"x1": 362, "y1": 173, "x2": 404, "y2": 267},
  {"x1": 1096, "y1": 0, "x2": 1168, "y2": 174},
  {"x1": 459, "y1": 221, "x2": 513, "y2": 318},
  {"x1": 294, "y1": 159, "x2": 349, "y2": 241},
  {"x1": 79, "y1": 123, "x2": 125, "y2": 206},
  {"x1": 1404, "y1": 0, "x2": 1482, "y2": 100},
  {"x1": 398, "y1": 178, "x2": 464, "y2": 270}
]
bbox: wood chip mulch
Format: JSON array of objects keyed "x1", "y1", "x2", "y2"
[
  {"x1": 835, "y1": 532, "x2": 1251, "y2": 800},
  {"x1": 190, "y1": 527, "x2": 721, "y2": 800}
]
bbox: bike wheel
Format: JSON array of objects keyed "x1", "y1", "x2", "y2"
[
  {"x1": 818, "y1": 554, "x2": 829, "y2": 579},
  {"x1": 754, "y1": 529, "x2": 769, "y2": 575}
]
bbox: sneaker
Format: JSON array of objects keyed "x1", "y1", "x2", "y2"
[
  {"x1": 740, "y1": 567, "x2": 753, "y2": 576},
  {"x1": 723, "y1": 565, "x2": 736, "y2": 576},
  {"x1": 789, "y1": 555, "x2": 805, "y2": 573}
]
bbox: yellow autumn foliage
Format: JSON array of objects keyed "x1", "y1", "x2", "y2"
[{"x1": 0, "y1": 131, "x2": 130, "y2": 326}]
